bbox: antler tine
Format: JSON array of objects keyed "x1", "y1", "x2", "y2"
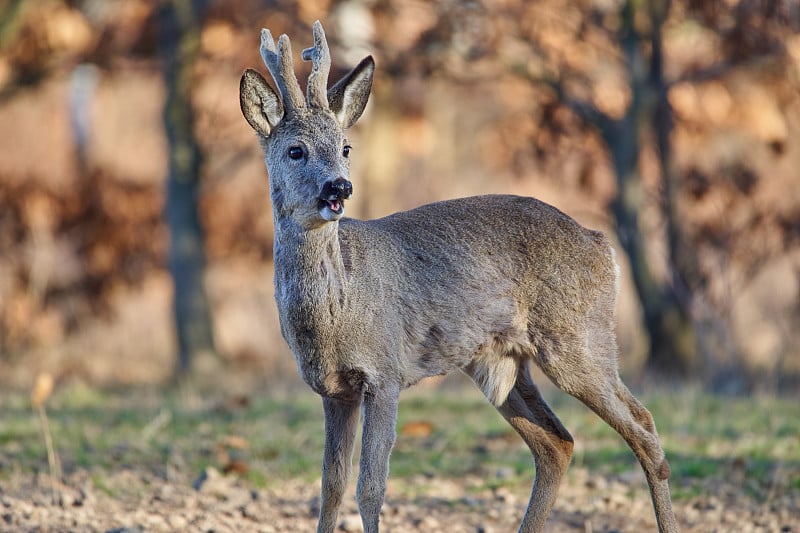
[
  {"x1": 277, "y1": 35, "x2": 306, "y2": 109},
  {"x1": 260, "y1": 28, "x2": 277, "y2": 55},
  {"x1": 301, "y1": 20, "x2": 331, "y2": 109},
  {"x1": 259, "y1": 28, "x2": 305, "y2": 111}
]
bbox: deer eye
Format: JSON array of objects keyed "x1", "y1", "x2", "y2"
[
  {"x1": 288, "y1": 146, "x2": 304, "y2": 160},
  {"x1": 342, "y1": 145, "x2": 351, "y2": 158}
]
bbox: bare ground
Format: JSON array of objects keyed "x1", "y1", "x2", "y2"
[{"x1": 2, "y1": 464, "x2": 797, "y2": 532}]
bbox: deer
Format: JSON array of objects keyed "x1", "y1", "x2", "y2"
[{"x1": 238, "y1": 20, "x2": 678, "y2": 533}]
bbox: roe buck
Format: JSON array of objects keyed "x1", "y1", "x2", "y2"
[{"x1": 239, "y1": 20, "x2": 678, "y2": 533}]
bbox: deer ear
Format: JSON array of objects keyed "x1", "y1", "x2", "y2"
[
  {"x1": 328, "y1": 56, "x2": 374, "y2": 129},
  {"x1": 240, "y1": 69, "x2": 283, "y2": 137}
]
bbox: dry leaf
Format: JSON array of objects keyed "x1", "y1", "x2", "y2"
[
  {"x1": 31, "y1": 373, "x2": 54, "y2": 408},
  {"x1": 400, "y1": 420, "x2": 435, "y2": 437}
]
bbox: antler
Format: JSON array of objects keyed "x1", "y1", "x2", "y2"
[
  {"x1": 260, "y1": 28, "x2": 305, "y2": 111},
  {"x1": 301, "y1": 20, "x2": 331, "y2": 109}
]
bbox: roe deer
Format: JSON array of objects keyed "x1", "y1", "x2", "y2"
[{"x1": 239, "y1": 20, "x2": 678, "y2": 533}]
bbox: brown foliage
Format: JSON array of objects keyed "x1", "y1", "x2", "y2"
[
  {"x1": 0, "y1": 172, "x2": 163, "y2": 354},
  {"x1": 0, "y1": 0, "x2": 798, "y2": 388}
]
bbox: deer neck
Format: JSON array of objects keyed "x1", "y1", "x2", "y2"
[{"x1": 273, "y1": 219, "x2": 348, "y2": 320}]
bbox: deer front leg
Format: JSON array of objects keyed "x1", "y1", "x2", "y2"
[
  {"x1": 356, "y1": 383, "x2": 400, "y2": 533},
  {"x1": 318, "y1": 395, "x2": 361, "y2": 533}
]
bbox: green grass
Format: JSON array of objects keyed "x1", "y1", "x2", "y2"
[{"x1": 1, "y1": 383, "x2": 798, "y2": 502}]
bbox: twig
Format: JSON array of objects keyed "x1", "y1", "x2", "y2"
[
  {"x1": 37, "y1": 404, "x2": 61, "y2": 504},
  {"x1": 141, "y1": 407, "x2": 172, "y2": 442}
]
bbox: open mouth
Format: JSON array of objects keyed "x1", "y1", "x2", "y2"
[
  {"x1": 318, "y1": 179, "x2": 352, "y2": 219},
  {"x1": 319, "y1": 197, "x2": 344, "y2": 215}
]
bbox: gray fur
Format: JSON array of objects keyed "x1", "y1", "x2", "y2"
[{"x1": 239, "y1": 21, "x2": 678, "y2": 533}]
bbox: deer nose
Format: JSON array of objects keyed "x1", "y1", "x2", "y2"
[{"x1": 328, "y1": 178, "x2": 353, "y2": 200}]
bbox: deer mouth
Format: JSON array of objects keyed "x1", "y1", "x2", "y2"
[
  {"x1": 318, "y1": 179, "x2": 353, "y2": 219},
  {"x1": 320, "y1": 197, "x2": 344, "y2": 215}
]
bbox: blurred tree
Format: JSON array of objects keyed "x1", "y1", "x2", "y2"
[
  {"x1": 514, "y1": 0, "x2": 792, "y2": 379},
  {"x1": 587, "y1": 0, "x2": 697, "y2": 377},
  {"x1": 158, "y1": 0, "x2": 217, "y2": 375},
  {"x1": 536, "y1": 0, "x2": 797, "y2": 380}
]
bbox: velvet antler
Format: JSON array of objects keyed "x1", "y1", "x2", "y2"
[
  {"x1": 259, "y1": 28, "x2": 305, "y2": 111},
  {"x1": 301, "y1": 20, "x2": 332, "y2": 109}
]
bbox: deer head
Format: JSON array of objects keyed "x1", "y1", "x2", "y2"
[{"x1": 239, "y1": 21, "x2": 374, "y2": 229}]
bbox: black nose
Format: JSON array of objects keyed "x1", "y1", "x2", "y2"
[{"x1": 325, "y1": 178, "x2": 353, "y2": 200}]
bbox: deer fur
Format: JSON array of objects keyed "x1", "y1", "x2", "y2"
[{"x1": 239, "y1": 20, "x2": 678, "y2": 533}]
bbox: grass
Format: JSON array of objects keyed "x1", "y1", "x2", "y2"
[{"x1": 1, "y1": 382, "x2": 798, "y2": 502}]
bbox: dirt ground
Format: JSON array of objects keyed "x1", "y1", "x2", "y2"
[{"x1": 2, "y1": 464, "x2": 796, "y2": 533}]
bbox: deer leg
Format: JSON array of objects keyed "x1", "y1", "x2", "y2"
[
  {"x1": 318, "y1": 396, "x2": 361, "y2": 533},
  {"x1": 598, "y1": 381, "x2": 678, "y2": 533},
  {"x1": 472, "y1": 364, "x2": 574, "y2": 533},
  {"x1": 541, "y1": 344, "x2": 678, "y2": 533},
  {"x1": 356, "y1": 383, "x2": 400, "y2": 533}
]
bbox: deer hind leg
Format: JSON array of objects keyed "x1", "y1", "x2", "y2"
[
  {"x1": 538, "y1": 337, "x2": 678, "y2": 533},
  {"x1": 468, "y1": 362, "x2": 574, "y2": 533}
]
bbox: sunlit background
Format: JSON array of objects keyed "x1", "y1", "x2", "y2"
[{"x1": 1, "y1": 0, "x2": 798, "y2": 394}]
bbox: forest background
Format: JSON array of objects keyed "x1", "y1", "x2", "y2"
[{"x1": 0, "y1": 0, "x2": 799, "y2": 394}]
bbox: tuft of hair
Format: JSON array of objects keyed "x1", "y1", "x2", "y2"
[{"x1": 469, "y1": 353, "x2": 518, "y2": 407}]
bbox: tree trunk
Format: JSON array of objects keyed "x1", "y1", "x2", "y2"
[
  {"x1": 158, "y1": 0, "x2": 216, "y2": 375},
  {"x1": 646, "y1": 0, "x2": 697, "y2": 376},
  {"x1": 607, "y1": 0, "x2": 695, "y2": 377}
]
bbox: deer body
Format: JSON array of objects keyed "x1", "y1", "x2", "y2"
[
  {"x1": 277, "y1": 196, "x2": 615, "y2": 405},
  {"x1": 240, "y1": 21, "x2": 678, "y2": 533}
]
